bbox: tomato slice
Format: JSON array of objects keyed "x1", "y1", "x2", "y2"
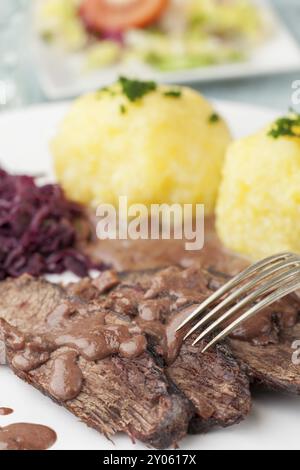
[{"x1": 79, "y1": 0, "x2": 169, "y2": 33}]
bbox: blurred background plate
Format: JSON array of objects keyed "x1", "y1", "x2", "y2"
[{"x1": 31, "y1": 0, "x2": 300, "y2": 100}]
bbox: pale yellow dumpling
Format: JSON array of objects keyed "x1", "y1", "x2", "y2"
[
  {"x1": 51, "y1": 81, "x2": 231, "y2": 213},
  {"x1": 216, "y1": 116, "x2": 300, "y2": 260}
]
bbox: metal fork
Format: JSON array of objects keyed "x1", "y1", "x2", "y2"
[{"x1": 176, "y1": 252, "x2": 300, "y2": 353}]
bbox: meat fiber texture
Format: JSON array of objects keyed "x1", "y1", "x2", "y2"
[
  {"x1": 0, "y1": 275, "x2": 191, "y2": 448},
  {"x1": 72, "y1": 266, "x2": 300, "y2": 397},
  {"x1": 230, "y1": 324, "x2": 300, "y2": 395},
  {"x1": 0, "y1": 270, "x2": 252, "y2": 448}
]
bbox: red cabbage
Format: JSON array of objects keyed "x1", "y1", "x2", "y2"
[{"x1": 0, "y1": 168, "x2": 100, "y2": 280}]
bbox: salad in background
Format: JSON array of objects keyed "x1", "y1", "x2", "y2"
[{"x1": 34, "y1": 0, "x2": 267, "y2": 72}]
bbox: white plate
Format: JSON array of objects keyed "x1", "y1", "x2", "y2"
[
  {"x1": 32, "y1": 0, "x2": 300, "y2": 100},
  {"x1": 1, "y1": 100, "x2": 300, "y2": 451}
]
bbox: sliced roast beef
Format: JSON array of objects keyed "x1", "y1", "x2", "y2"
[
  {"x1": 68, "y1": 267, "x2": 252, "y2": 430},
  {"x1": 0, "y1": 275, "x2": 192, "y2": 449},
  {"x1": 0, "y1": 271, "x2": 252, "y2": 445},
  {"x1": 230, "y1": 323, "x2": 300, "y2": 395},
  {"x1": 81, "y1": 266, "x2": 300, "y2": 401}
]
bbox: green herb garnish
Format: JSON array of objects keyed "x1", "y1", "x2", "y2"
[
  {"x1": 268, "y1": 112, "x2": 300, "y2": 139},
  {"x1": 164, "y1": 89, "x2": 182, "y2": 98},
  {"x1": 41, "y1": 31, "x2": 54, "y2": 43},
  {"x1": 120, "y1": 104, "x2": 127, "y2": 114},
  {"x1": 119, "y1": 76, "x2": 157, "y2": 102},
  {"x1": 96, "y1": 86, "x2": 110, "y2": 98},
  {"x1": 96, "y1": 86, "x2": 117, "y2": 98},
  {"x1": 209, "y1": 113, "x2": 220, "y2": 124}
]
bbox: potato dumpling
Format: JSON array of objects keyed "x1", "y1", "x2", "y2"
[
  {"x1": 51, "y1": 79, "x2": 231, "y2": 213},
  {"x1": 216, "y1": 113, "x2": 300, "y2": 260}
]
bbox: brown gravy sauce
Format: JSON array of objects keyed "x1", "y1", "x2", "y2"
[
  {"x1": 0, "y1": 408, "x2": 13, "y2": 416},
  {"x1": 12, "y1": 339, "x2": 51, "y2": 372},
  {"x1": 165, "y1": 305, "x2": 198, "y2": 364},
  {"x1": 119, "y1": 335, "x2": 147, "y2": 359},
  {"x1": 0, "y1": 307, "x2": 147, "y2": 403},
  {"x1": 49, "y1": 350, "x2": 83, "y2": 402},
  {"x1": 85, "y1": 216, "x2": 248, "y2": 275},
  {"x1": 164, "y1": 298, "x2": 300, "y2": 356},
  {"x1": 0, "y1": 319, "x2": 25, "y2": 351},
  {"x1": 0, "y1": 423, "x2": 56, "y2": 450}
]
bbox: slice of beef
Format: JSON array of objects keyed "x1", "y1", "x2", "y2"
[
  {"x1": 0, "y1": 275, "x2": 66, "y2": 334},
  {"x1": 0, "y1": 271, "x2": 252, "y2": 439},
  {"x1": 70, "y1": 267, "x2": 252, "y2": 430},
  {"x1": 5, "y1": 345, "x2": 191, "y2": 448},
  {"x1": 0, "y1": 275, "x2": 192, "y2": 449},
  {"x1": 167, "y1": 338, "x2": 251, "y2": 433},
  {"x1": 229, "y1": 323, "x2": 300, "y2": 395},
  {"x1": 197, "y1": 270, "x2": 300, "y2": 395},
  {"x1": 81, "y1": 265, "x2": 300, "y2": 414},
  {"x1": 176, "y1": 268, "x2": 300, "y2": 395},
  {"x1": 85, "y1": 207, "x2": 300, "y2": 400}
]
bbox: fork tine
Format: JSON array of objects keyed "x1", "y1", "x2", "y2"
[
  {"x1": 176, "y1": 252, "x2": 293, "y2": 333},
  {"x1": 201, "y1": 276, "x2": 300, "y2": 353},
  {"x1": 184, "y1": 255, "x2": 300, "y2": 341},
  {"x1": 192, "y1": 265, "x2": 300, "y2": 346}
]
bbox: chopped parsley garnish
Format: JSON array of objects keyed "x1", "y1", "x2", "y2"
[
  {"x1": 209, "y1": 112, "x2": 220, "y2": 124},
  {"x1": 96, "y1": 86, "x2": 114, "y2": 98},
  {"x1": 119, "y1": 76, "x2": 157, "y2": 102},
  {"x1": 41, "y1": 31, "x2": 54, "y2": 43},
  {"x1": 120, "y1": 104, "x2": 127, "y2": 114},
  {"x1": 164, "y1": 89, "x2": 182, "y2": 98},
  {"x1": 96, "y1": 87, "x2": 111, "y2": 98},
  {"x1": 268, "y1": 112, "x2": 300, "y2": 139}
]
